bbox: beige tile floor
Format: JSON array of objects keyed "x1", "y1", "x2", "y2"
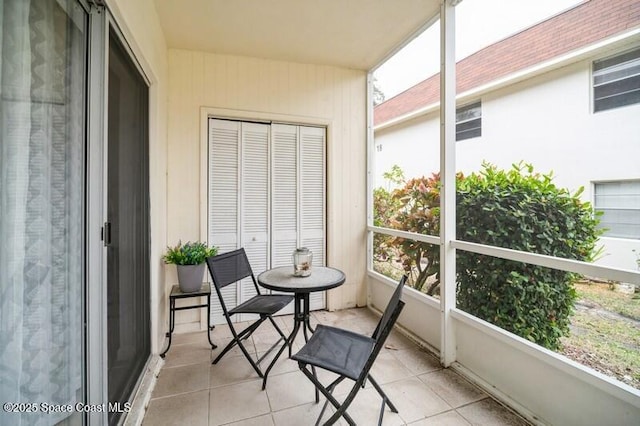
[{"x1": 143, "y1": 308, "x2": 531, "y2": 426}]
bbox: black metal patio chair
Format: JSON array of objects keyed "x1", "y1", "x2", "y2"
[
  {"x1": 206, "y1": 248, "x2": 293, "y2": 389},
  {"x1": 291, "y1": 275, "x2": 407, "y2": 426}
]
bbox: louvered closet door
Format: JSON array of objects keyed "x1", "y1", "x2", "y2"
[
  {"x1": 209, "y1": 119, "x2": 326, "y2": 324},
  {"x1": 208, "y1": 119, "x2": 240, "y2": 324},
  {"x1": 270, "y1": 124, "x2": 298, "y2": 315},
  {"x1": 240, "y1": 122, "x2": 270, "y2": 316},
  {"x1": 271, "y1": 124, "x2": 299, "y2": 269},
  {"x1": 300, "y1": 126, "x2": 326, "y2": 311},
  {"x1": 271, "y1": 124, "x2": 326, "y2": 314}
]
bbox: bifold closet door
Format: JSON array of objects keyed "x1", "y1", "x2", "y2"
[
  {"x1": 239, "y1": 122, "x2": 270, "y2": 304},
  {"x1": 299, "y1": 125, "x2": 326, "y2": 311},
  {"x1": 208, "y1": 119, "x2": 240, "y2": 323},
  {"x1": 208, "y1": 118, "x2": 325, "y2": 324},
  {"x1": 271, "y1": 124, "x2": 326, "y2": 312},
  {"x1": 208, "y1": 119, "x2": 270, "y2": 322}
]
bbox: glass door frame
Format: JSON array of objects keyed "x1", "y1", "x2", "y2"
[{"x1": 86, "y1": 2, "x2": 152, "y2": 424}]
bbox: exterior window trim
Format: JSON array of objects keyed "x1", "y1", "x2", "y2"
[
  {"x1": 593, "y1": 179, "x2": 640, "y2": 240},
  {"x1": 592, "y1": 46, "x2": 640, "y2": 113},
  {"x1": 455, "y1": 100, "x2": 482, "y2": 141}
]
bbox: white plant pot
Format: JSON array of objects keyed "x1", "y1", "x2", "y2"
[{"x1": 177, "y1": 264, "x2": 205, "y2": 293}]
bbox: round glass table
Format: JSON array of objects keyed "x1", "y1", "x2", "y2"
[{"x1": 257, "y1": 266, "x2": 345, "y2": 356}]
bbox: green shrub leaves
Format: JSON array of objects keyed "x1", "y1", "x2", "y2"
[
  {"x1": 456, "y1": 162, "x2": 601, "y2": 350},
  {"x1": 374, "y1": 162, "x2": 602, "y2": 350}
]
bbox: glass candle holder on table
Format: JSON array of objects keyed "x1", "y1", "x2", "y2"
[{"x1": 292, "y1": 247, "x2": 313, "y2": 277}]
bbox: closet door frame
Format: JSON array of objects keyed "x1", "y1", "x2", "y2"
[{"x1": 201, "y1": 108, "x2": 329, "y2": 326}]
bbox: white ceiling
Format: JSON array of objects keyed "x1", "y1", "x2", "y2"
[{"x1": 153, "y1": 0, "x2": 440, "y2": 70}]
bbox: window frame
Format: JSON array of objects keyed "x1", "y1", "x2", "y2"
[
  {"x1": 593, "y1": 179, "x2": 640, "y2": 240},
  {"x1": 592, "y1": 46, "x2": 640, "y2": 113},
  {"x1": 455, "y1": 100, "x2": 482, "y2": 141}
]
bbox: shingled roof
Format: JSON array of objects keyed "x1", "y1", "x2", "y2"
[{"x1": 374, "y1": 0, "x2": 640, "y2": 126}]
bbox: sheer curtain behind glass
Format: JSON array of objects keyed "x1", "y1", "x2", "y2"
[{"x1": 0, "y1": 0, "x2": 86, "y2": 425}]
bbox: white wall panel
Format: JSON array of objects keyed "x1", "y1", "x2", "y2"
[{"x1": 167, "y1": 50, "x2": 367, "y2": 326}]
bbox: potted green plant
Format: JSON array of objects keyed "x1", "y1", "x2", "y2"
[{"x1": 163, "y1": 241, "x2": 218, "y2": 292}]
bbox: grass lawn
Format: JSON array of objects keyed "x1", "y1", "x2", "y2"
[{"x1": 561, "y1": 280, "x2": 640, "y2": 389}]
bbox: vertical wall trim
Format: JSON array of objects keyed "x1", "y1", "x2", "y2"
[
  {"x1": 440, "y1": 0, "x2": 457, "y2": 367},
  {"x1": 366, "y1": 73, "x2": 375, "y2": 279}
]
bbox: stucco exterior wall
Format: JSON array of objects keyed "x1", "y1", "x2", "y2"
[
  {"x1": 374, "y1": 58, "x2": 640, "y2": 270},
  {"x1": 167, "y1": 50, "x2": 368, "y2": 330}
]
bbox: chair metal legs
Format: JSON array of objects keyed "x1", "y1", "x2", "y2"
[
  {"x1": 292, "y1": 277, "x2": 406, "y2": 425},
  {"x1": 367, "y1": 374, "x2": 398, "y2": 414},
  {"x1": 212, "y1": 318, "x2": 263, "y2": 367},
  {"x1": 298, "y1": 363, "x2": 398, "y2": 426},
  {"x1": 259, "y1": 316, "x2": 290, "y2": 390},
  {"x1": 213, "y1": 314, "x2": 289, "y2": 389},
  {"x1": 299, "y1": 364, "x2": 357, "y2": 426}
]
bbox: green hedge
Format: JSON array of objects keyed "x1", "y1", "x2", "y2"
[
  {"x1": 456, "y1": 163, "x2": 602, "y2": 350},
  {"x1": 374, "y1": 162, "x2": 602, "y2": 350}
]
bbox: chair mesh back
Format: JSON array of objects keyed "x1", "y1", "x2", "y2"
[
  {"x1": 358, "y1": 276, "x2": 405, "y2": 383},
  {"x1": 372, "y1": 275, "x2": 406, "y2": 341},
  {"x1": 206, "y1": 248, "x2": 253, "y2": 289}
]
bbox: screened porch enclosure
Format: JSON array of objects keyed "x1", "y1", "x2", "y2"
[
  {"x1": 2, "y1": 0, "x2": 635, "y2": 424},
  {"x1": 153, "y1": 1, "x2": 640, "y2": 425}
]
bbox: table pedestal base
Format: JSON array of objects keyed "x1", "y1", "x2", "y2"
[{"x1": 288, "y1": 292, "x2": 315, "y2": 357}]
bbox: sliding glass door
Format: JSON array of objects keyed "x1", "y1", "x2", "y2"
[
  {"x1": 0, "y1": 0, "x2": 88, "y2": 425},
  {"x1": 1, "y1": 3, "x2": 151, "y2": 424},
  {"x1": 106, "y1": 28, "x2": 150, "y2": 426}
]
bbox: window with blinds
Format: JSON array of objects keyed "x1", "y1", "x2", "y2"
[
  {"x1": 456, "y1": 101, "x2": 482, "y2": 141},
  {"x1": 594, "y1": 180, "x2": 640, "y2": 239},
  {"x1": 593, "y1": 47, "x2": 640, "y2": 113}
]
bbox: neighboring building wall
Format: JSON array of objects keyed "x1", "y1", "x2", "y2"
[
  {"x1": 375, "y1": 116, "x2": 440, "y2": 186},
  {"x1": 167, "y1": 50, "x2": 367, "y2": 331},
  {"x1": 109, "y1": 0, "x2": 169, "y2": 353},
  {"x1": 374, "y1": 56, "x2": 640, "y2": 271}
]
